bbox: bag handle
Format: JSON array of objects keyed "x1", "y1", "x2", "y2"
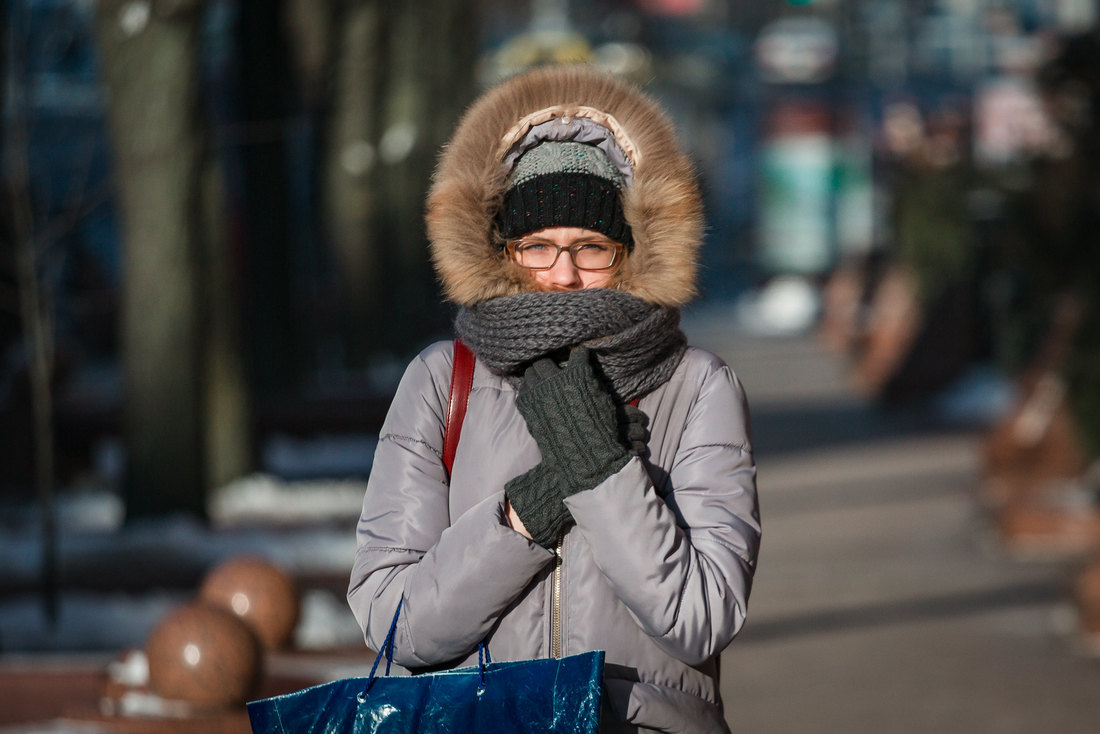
[
  {"x1": 443, "y1": 338, "x2": 475, "y2": 477},
  {"x1": 359, "y1": 598, "x2": 493, "y2": 701},
  {"x1": 360, "y1": 600, "x2": 402, "y2": 700}
]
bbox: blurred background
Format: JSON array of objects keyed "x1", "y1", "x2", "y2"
[{"x1": 2, "y1": 0, "x2": 1100, "y2": 731}]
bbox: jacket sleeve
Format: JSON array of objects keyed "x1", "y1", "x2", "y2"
[
  {"x1": 564, "y1": 361, "x2": 760, "y2": 666},
  {"x1": 347, "y1": 345, "x2": 553, "y2": 667}
]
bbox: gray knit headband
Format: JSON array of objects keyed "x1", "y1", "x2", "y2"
[{"x1": 496, "y1": 140, "x2": 633, "y2": 247}]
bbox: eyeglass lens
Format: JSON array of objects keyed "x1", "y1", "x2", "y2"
[{"x1": 513, "y1": 242, "x2": 618, "y2": 270}]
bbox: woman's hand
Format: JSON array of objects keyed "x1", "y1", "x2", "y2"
[
  {"x1": 504, "y1": 499, "x2": 534, "y2": 541},
  {"x1": 504, "y1": 463, "x2": 569, "y2": 548},
  {"x1": 515, "y1": 347, "x2": 630, "y2": 490}
]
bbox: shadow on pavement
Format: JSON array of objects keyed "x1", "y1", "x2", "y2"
[
  {"x1": 749, "y1": 399, "x2": 973, "y2": 458},
  {"x1": 737, "y1": 579, "x2": 1062, "y2": 645}
]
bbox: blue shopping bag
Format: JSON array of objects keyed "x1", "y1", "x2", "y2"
[{"x1": 247, "y1": 601, "x2": 604, "y2": 733}]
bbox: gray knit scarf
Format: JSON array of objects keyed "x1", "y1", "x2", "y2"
[{"x1": 455, "y1": 289, "x2": 687, "y2": 403}]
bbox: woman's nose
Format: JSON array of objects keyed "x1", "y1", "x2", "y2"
[{"x1": 546, "y1": 252, "x2": 582, "y2": 288}]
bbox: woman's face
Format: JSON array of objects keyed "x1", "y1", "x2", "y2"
[{"x1": 510, "y1": 227, "x2": 625, "y2": 291}]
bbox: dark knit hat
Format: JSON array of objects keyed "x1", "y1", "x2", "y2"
[{"x1": 496, "y1": 141, "x2": 633, "y2": 248}]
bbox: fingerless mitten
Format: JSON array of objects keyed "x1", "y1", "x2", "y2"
[{"x1": 504, "y1": 461, "x2": 572, "y2": 549}]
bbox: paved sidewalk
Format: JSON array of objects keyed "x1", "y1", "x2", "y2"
[{"x1": 687, "y1": 315, "x2": 1100, "y2": 733}]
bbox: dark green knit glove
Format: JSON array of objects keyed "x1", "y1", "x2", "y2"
[
  {"x1": 504, "y1": 462, "x2": 572, "y2": 549},
  {"x1": 516, "y1": 347, "x2": 631, "y2": 494},
  {"x1": 619, "y1": 404, "x2": 650, "y2": 458}
]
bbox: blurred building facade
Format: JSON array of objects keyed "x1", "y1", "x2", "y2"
[{"x1": 2, "y1": 0, "x2": 1098, "y2": 510}]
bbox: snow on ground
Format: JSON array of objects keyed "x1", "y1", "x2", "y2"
[
  {"x1": 0, "y1": 592, "x2": 186, "y2": 654},
  {"x1": 1, "y1": 437, "x2": 377, "y2": 655}
]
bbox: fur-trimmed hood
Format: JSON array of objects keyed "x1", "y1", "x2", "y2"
[{"x1": 427, "y1": 65, "x2": 703, "y2": 308}]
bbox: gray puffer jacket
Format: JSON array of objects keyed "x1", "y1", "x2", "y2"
[{"x1": 348, "y1": 339, "x2": 759, "y2": 733}]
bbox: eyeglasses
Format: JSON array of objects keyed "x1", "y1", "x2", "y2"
[{"x1": 506, "y1": 239, "x2": 623, "y2": 271}]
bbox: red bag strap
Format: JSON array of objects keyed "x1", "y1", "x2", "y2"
[{"x1": 443, "y1": 338, "x2": 476, "y2": 477}]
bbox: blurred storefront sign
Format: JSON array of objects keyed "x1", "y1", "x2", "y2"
[
  {"x1": 593, "y1": 42, "x2": 652, "y2": 82},
  {"x1": 488, "y1": 30, "x2": 593, "y2": 79},
  {"x1": 636, "y1": 0, "x2": 708, "y2": 17},
  {"x1": 1053, "y1": 0, "x2": 1097, "y2": 31},
  {"x1": 834, "y1": 133, "x2": 874, "y2": 260},
  {"x1": 973, "y1": 76, "x2": 1061, "y2": 167},
  {"x1": 757, "y1": 102, "x2": 834, "y2": 276},
  {"x1": 755, "y1": 16, "x2": 838, "y2": 85},
  {"x1": 485, "y1": 0, "x2": 592, "y2": 80}
]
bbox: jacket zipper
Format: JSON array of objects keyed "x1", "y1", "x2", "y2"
[{"x1": 551, "y1": 529, "x2": 564, "y2": 658}]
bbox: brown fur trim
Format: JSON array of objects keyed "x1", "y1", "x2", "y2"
[{"x1": 427, "y1": 65, "x2": 703, "y2": 307}]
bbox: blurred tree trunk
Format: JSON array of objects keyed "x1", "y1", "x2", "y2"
[
  {"x1": 238, "y1": 0, "x2": 301, "y2": 396},
  {"x1": 201, "y1": 153, "x2": 252, "y2": 489},
  {"x1": 13, "y1": 186, "x2": 59, "y2": 620},
  {"x1": 423, "y1": 0, "x2": 478, "y2": 157},
  {"x1": 320, "y1": 0, "x2": 388, "y2": 368},
  {"x1": 96, "y1": 0, "x2": 251, "y2": 518},
  {"x1": 374, "y1": 2, "x2": 432, "y2": 355},
  {"x1": 379, "y1": 0, "x2": 476, "y2": 354},
  {"x1": 7, "y1": 88, "x2": 60, "y2": 619},
  {"x1": 309, "y1": 0, "x2": 476, "y2": 364},
  {"x1": 283, "y1": 0, "x2": 478, "y2": 370}
]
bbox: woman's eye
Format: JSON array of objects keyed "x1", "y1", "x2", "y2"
[
  {"x1": 519, "y1": 243, "x2": 551, "y2": 253},
  {"x1": 575, "y1": 243, "x2": 611, "y2": 253}
]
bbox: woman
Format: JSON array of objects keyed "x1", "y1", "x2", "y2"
[{"x1": 348, "y1": 65, "x2": 760, "y2": 734}]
